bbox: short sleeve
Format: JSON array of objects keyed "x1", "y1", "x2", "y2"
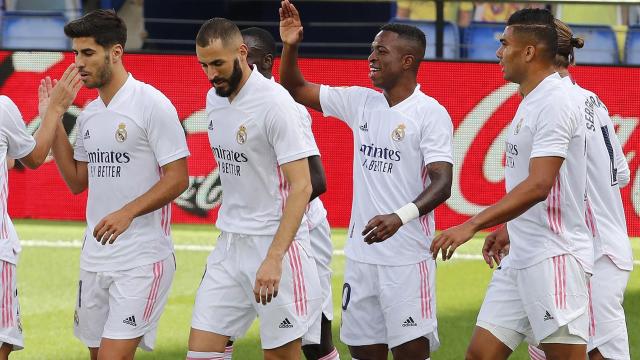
[
  {"x1": 146, "y1": 95, "x2": 190, "y2": 166},
  {"x1": 421, "y1": 104, "x2": 454, "y2": 165},
  {"x1": 0, "y1": 97, "x2": 35, "y2": 160},
  {"x1": 265, "y1": 99, "x2": 317, "y2": 165},
  {"x1": 530, "y1": 100, "x2": 577, "y2": 159},
  {"x1": 296, "y1": 104, "x2": 320, "y2": 157},
  {"x1": 73, "y1": 114, "x2": 88, "y2": 162},
  {"x1": 594, "y1": 105, "x2": 630, "y2": 187},
  {"x1": 319, "y1": 85, "x2": 370, "y2": 128}
]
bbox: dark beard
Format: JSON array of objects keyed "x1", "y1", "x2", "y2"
[
  {"x1": 211, "y1": 58, "x2": 243, "y2": 97},
  {"x1": 85, "y1": 54, "x2": 112, "y2": 89}
]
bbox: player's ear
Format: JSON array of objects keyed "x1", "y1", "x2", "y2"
[
  {"x1": 111, "y1": 44, "x2": 124, "y2": 63},
  {"x1": 239, "y1": 43, "x2": 248, "y2": 59},
  {"x1": 264, "y1": 53, "x2": 273, "y2": 70},
  {"x1": 402, "y1": 54, "x2": 415, "y2": 71},
  {"x1": 524, "y1": 45, "x2": 535, "y2": 63}
]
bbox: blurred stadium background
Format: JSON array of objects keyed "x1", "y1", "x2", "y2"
[{"x1": 0, "y1": 0, "x2": 638, "y2": 359}]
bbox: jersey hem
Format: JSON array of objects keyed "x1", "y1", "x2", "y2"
[
  {"x1": 277, "y1": 149, "x2": 319, "y2": 166},
  {"x1": 157, "y1": 149, "x2": 190, "y2": 167},
  {"x1": 79, "y1": 251, "x2": 174, "y2": 272}
]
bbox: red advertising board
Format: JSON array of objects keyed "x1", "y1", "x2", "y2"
[{"x1": 4, "y1": 52, "x2": 640, "y2": 235}]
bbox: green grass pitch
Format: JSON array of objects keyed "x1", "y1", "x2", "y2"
[{"x1": 8, "y1": 219, "x2": 640, "y2": 359}]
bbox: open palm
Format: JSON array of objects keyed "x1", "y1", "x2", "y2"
[{"x1": 279, "y1": 0, "x2": 303, "y2": 45}]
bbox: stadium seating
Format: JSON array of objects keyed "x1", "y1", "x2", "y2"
[
  {"x1": 570, "y1": 24, "x2": 619, "y2": 64},
  {"x1": 389, "y1": 18, "x2": 460, "y2": 59},
  {"x1": 625, "y1": 26, "x2": 640, "y2": 65},
  {"x1": 462, "y1": 22, "x2": 505, "y2": 61},
  {"x1": 1, "y1": 11, "x2": 69, "y2": 50}
]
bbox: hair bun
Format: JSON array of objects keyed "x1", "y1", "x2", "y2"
[{"x1": 570, "y1": 37, "x2": 585, "y2": 49}]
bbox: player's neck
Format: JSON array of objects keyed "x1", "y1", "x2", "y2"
[
  {"x1": 519, "y1": 65, "x2": 555, "y2": 97},
  {"x1": 228, "y1": 62, "x2": 254, "y2": 103},
  {"x1": 98, "y1": 66, "x2": 129, "y2": 106},
  {"x1": 382, "y1": 79, "x2": 417, "y2": 107}
]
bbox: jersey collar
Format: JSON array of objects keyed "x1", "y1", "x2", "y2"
[{"x1": 98, "y1": 73, "x2": 134, "y2": 109}]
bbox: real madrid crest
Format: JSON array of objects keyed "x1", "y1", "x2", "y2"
[
  {"x1": 236, "y1": 125, "x2": 247, "y2": 144},
  {"x1": 115, "y1": 122, "x2": 127, "y2": 142},
  {"x1": 514, "y1": 118, "x2": 524, "y2": 135},
  {"x1": 391, "y1": 123, "x2": 406, "y2": 142}
]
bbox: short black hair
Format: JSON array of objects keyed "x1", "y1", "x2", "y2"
[
  {"x1": 196, "y1": 17, "x2": 241, "y2": 48},
  {"x1": 64, "y1": 9, "x2": 127, "y2": 49},
  {"x1": 241, "y1": 27, "x2": 276, "y2": 56},
  {"x1": 507, "y1": 9, "x2": 558, "y2": 61},
  {"x1": 380, "y1": 23, "x2": 426, "y2": 60}
]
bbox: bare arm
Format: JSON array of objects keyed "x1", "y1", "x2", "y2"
[
  {"x1": 21, "y1": 65, "x2": 82, "y2": 169},
  {"x1": 279, "y1": 0, "x2": 322, "y2": 112},
  {"x1": 51, "y1": 122, "x2": 88, "y2": 194},
  {"x1": 362, "y1": 161, "x2": 453, "y2": 243},
  {"x1": 431, "y1": 156, "x2": 564, "y2": 260},
  {"x1": 93, "y1": 157, "x2": 189, "y2": 244},
  {"x1": 253, "y1": 157, "x2": 312, "y2": 304},
  {"x1": 308, "y1": 155, "x2": 326, "y2": 201}
]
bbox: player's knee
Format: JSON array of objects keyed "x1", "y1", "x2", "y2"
[{"x1": 465, "y1": 345, "x2": 484, "y2": 360}]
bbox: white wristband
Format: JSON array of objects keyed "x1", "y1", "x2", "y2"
[{"x1": 394, "y1": 202, "x2": 420, "y2": 225}]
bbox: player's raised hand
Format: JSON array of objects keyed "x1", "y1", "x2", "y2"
[
  {"x1": 482, "y1": 225, "x2": 510, "y2": 269},
  {"x1": 254, "y1": 256, "x2": 282, "y2": 305},
  {"x1": 37, "y1": 76, "x2": 54, "y2": 120},
  {"x1": 362, "y1": 213, "x2": 402, "y2": 244},
  {"x1": 430, "y1": 222, "x2": 476, "y2": 261},
  {"x1": 279, "y1": 0, "x2": 304, "y2": 45},
  {"x1": 48, "y1": 63, "x2": 82, "y2": 115},
  {"x1": 93, "y1": 208, "x2": 135, "y2": 245}
]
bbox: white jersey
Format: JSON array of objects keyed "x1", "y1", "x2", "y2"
[
  {"x1": 562, "y1": 76, "x2": 633, "y2": 271},
  {"x1": 320, "y1": 84, "x2": 453, "y2": 266},
  {"x1": 501, "y1": 73, "x2": 592, "y2": 273},
  {"x1": 0, "y1": 96, "x2": 35, "y2": 264},
  {"x1": 269, "y1": 77, "x2": 327, "y2": 230},
  {"x1": 74, "y1": 74, "x2": 190, "y2": 272},
  {"x1": 206, "y1": 67, "x2": 317, "y2": 236}
]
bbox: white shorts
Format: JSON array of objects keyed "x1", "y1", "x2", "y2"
[
  {"x1": 191, "y1": 232, "x2": 323, "y2": 350},
  {"x1": 74, "y1": 254, "x2": 176, "y2": 351},
  {"x1": 309, "y1": 219, "x2": 333, "y2": 321},
  {"x1": 340, "y1": 258, "x2": 439, "y2": 350},
  {"x1": 587, "y1": 255, "x2": 631, "y2": 359},
  {"x1": 0, "y1": 261, "x2": 22, "y2": 351},
  {"x1": 477, "y1": 254, "x2": 589, "y2": 350}
]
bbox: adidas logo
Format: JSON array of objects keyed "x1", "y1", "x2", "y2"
[
  {"x1": 208, "y1": 120, "x2": 214, "y2": 131},
  {"x1": 359, "y1": 122, "x2": 368, "y2": 132},
  {"x1": 83, "y1": 130, "x2": 90, "y2": 140},
  {"x1": 543, "y1": 311, "x2": 554, "y2": 321},
  {"x1": 279, "y1": 318, "x2": 293, "y2": 328},
  {"x1": 123, "y1": 315, "x2": 137, "y2": 327},
  {"x1": 402, "y1": 317, "x2": 417, "y2": 327}
]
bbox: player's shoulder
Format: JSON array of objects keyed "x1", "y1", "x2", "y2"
[
  {"x1": 411, "y1": 90, "x2": 450, "y2": 120},
  {"x1": 0, "y1": 96, "x2": 20, "y2": 125},
  {"x1": 133, "y1": 78, "x2": 174, "y2": 108}
]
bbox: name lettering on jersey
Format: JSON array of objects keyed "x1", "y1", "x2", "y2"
[
  {"x1": 505, "y1": 141, "x2": 518, "y2": 168},
  {"x1": 391, "y1": 123, "x2": 406, "y2": 141},
  {"x1": 359, "y1": 143, "x2": 401, "y2": 174},
  {"x1": 583, "y1": 100, "x2": 596, "y2": 132},
  {"x1": 115, "y1": 123, "x2": 128, "y2": 143},
  {"x1": 236, "y1": 124, "x2": 247, "y2": 144},
  {"x1": 87, "y1": 149, "x2": 131, "y2": 178}
]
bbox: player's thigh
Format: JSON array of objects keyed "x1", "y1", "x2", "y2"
[
  {"x1": 390, "y1": 336, "x2": 429, "y2": 360},
  {"x1": 466, "y1": 326, "x2": 513, "y2": 360},
  {"x1": 589, "y1": 256, "x2": 630, "y2": 356},
  {"x1": 253, "y1": 239, "x2": 323, "y2": 349},
  {"x1": 97, "y1": 337, "x2": 141, "y2": 360},
  {"x1": 380, "y1": 260, "x2": 438, "y2": 351},
  {"x1": 102, "y1": 255, "x2": 176, "y2": 350},
  {"x1": 349, "y1": 343, "x2": 388, "y2": 360},
  {"x1": 74, "y1": 269, "x2": 110, "y2": 348},
  {"x1": 540, "y1": 341, "x2": 587, "y2": 360},
  {"x1": 190, "y1": 253, "x2": 255, "y2": 349},
  {"x1": 476, "y1": 266, "x2": 530, "y2": 352},
  {"x1": 264, "y1": 338, "x2": 302, "y2": 360},
  {"x1": 340, "y1": 259, "x2": 386, "y2": 347},
  {"x1": 519, "y1": 255, "x2": 589, "y2": 344}
]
